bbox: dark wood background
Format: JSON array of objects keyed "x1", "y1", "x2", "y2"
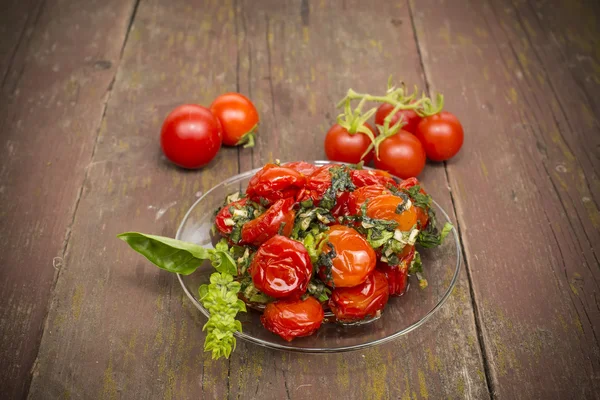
[{"x1": 1, "y1": 0, "x2": 598, "y2": 399}]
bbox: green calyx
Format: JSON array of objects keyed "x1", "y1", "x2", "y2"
[{"x1": 236, "y1": 123, "x2": 258, "y2": 148}]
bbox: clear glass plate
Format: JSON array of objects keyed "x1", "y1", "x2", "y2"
[{"x1": 176, "y1": 161, "x2": 461, "y2": 353}]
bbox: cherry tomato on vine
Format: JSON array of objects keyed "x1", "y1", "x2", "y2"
[
  {"x1": 350, "y1": 169, "x2": 395, "y2": 188},
  {"x1": 160, "y1": 104, "x2": 222, "y2": 169},
  {"x1": 366, "y1": 194, "x2": 418, "y2": 231},
  {"x1": 324, "y1": 123, "x2": 376, "y2": 164},
  {"x1": 373, "y1": 131, "x2": 426, "y2": 179},
  {"x1": 282, "y1": 161, "x2": 318, "y2": 176},
  {"x1": 375, "y1": 103, "x2": 422, "y2": 134},
  {"x1": 215, "y1": 198, "x2": 248, "y2": 236},
  {"x1": 210, "y1": 93, "x2": 259, "y2": 147},
  {"x1": 246, "y1": 164, "x2": 306, "y2": 205},
  {"x1": 261, "y1": 296, "x2": 324, "y2": 341},
  {"x1": 249, "y1": 235, "x2": 312, "y2": 299},
  {"x1": 348, "y1": 185, "x2": 390, "y2": 215},
  {"x1": 415, "y1": 111, "x2": 464, "y2": 161},
  {"x1": 378, "y1": 244, "x2": 415, "y2": 296},
  {"x1": 318, "y1": 225, "x2": 376, "y2": 288},
  {"x1": 329, "y1": 270, "x2": 389, "y2": 322},
  {"x1": 241, "y1": 198, "x2": 295, "y2": 246}
]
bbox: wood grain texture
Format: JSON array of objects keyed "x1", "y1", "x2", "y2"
[
  {"x1": 410, "y1": 0, "x2": 600, "y2": 398},
  {"x1": 0, "y1": 0, "x2": 139, "y2": 398}
]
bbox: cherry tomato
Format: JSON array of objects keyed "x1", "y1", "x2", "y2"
[
  {"x1": 330, "y1": 191, "x2": 352, "y2": 218},
  {"x1": 366, "y1": 194, "x2": 418, "y2": 231},
  {"x1": 324, "y1": 123, "x2": 376, "y2": 164},
  {"x1": 296, "y1": 164, "x2": 340, "y2": 205},
  {"x1": 396, "y1": 177, "x2": 422, "y2": 190},
  {"x1": 261, "y1": 296, "x2": 324, "y2": 341},
  {"x1": 210, "y1": 93, "x2": 259, "y2": 147},
  {"x1": 397, "y1": 177, "x2": 430, "y2": 228},
  {"x1": 250, "y1": 235, "x2": 312, "y2": 299},
  {"x1": 160, "y1": 104, "x2": 222, "y2": 169},
  {"x1": 246, "y1": 164, "x2": 306, "y2": 205},
  {"x1": 329, "y1": 270, "x2": 389, "y2": 322},
  {"x1": 378, "y1": 245, "x2": 415, "y2": 296},
  {"x1": 374, "y1": 131, "x2": 426, "y2": 179},
  {"x1": 350, "y1": 169, "x2": 395, "y2": 188},
  {"x1": 348, "y1": 185, "x2": 390, "y2": 215},
  {"x1": 241, "y1": 198, "x2": 295, "y2": 246},
  {"x1": 282, "y1": 161, "x2": 318, "y2": 176},
  {"x1": 375, "y1": 103, "x2": 422, "y2": 134},
  {"x1": 318, "y1": 225, "x2": 376, "y2": 288},
  {"x1": 215, "y1": 198, "x2": 248, "y2": 235},
  {"x1": 415, "y1": 111, "x2": 464, "y2": 161}
]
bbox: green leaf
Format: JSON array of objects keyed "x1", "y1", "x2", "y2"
[
  {"x1": 367, "y1": 229, "x2": 394, "y2": 249},
  {"x1": 440, "y1": 222, "x2": 453, "y2": 241},
  {"x1": 117, "y1": 232, "x2": 212, "y2": 275}
]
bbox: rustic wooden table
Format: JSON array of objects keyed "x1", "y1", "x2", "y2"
[{"x1": 1, "y1": 0, "x2": 599, "y2": 399}]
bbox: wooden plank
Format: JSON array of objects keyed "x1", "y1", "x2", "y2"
[
  {"x1": 0, "y1": 0, "x2": 139, "y2": 398},
  {"x1": 27, "y1": 0, "x2": 240, "y2": 398},
  {"x1": 410, "y1": 0, "x2": 600, "y2": 397},
  {"x1": 233, "y1": 1, "x2": 490, "y2": 399}
]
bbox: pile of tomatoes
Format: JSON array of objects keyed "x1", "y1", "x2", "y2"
[
  {"x1": 213, "y1": 161, "x2": 444, "y2": 342},
  {"x1": 160, "y1": 93, "x2": 259, "y2": 169}
]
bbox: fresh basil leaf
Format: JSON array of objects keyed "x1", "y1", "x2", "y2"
[{"x1": 367, "y1": 229, "x2": 394, "y2": 249}]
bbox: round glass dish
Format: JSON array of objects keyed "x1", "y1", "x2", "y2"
[{"x1": 176, "y1": 161, "x2": 461, "y2": 353}]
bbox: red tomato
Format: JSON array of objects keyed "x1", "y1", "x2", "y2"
[
  {"x1": 318, "y1": 225, "x2": 376, "y2": 288},
  {"x1": 261, "y1": 296, "x2": 324, "y2": 341},
  {"x1": 349, "y1": 169, "x2": 395, "y2": 188},
  {"x1": 282, "y1": 161, "x2": 318, "y2": 176},
  {"x1": 330, "y1": 191, "x2": 352, "y2": 218},
  {"x1": 210, "y1": 93, "x2": 259, "y2": 146},
  {"x1": 415, "y1": 111, "x2": 464, "y2": 161},
  {"x1": 241, "y1": 198, "x2": 295, "y2": 246},
  {"x1": 324, "y1": 123, "x2": 376, "y2": 164},
  {"x1": 245, "y1": 164, "x2": 306, "y2": 205},
  {"x1": 296, "y1": 164, "x2": 340, "y2": 204},
  {"x1": 250, "y1": 236, "x2": 312, "y2": 299},
  {"x1": 214, "y1": 198, "x2": 248, "y2": 235},
  {"x1": 375, "y1": 103, "x2": 422, "y2": 134},
  {"x1": 160, "y1": 104, "x2": 222, "y2": 169},
  {"x1": 396, "y1": 177, "x2": 422, "y2": 190},
  {"x1": 373, "y1": 131, "x2": 426, "y2": 179},
  {"x1": 378, "y1": 245, "x2": 415, "y2": 296},
  {"x1": 329, "y1": 270, "x2": 389, "y2": 322},
  {"x1": 348, "y1": 185, "x2": 390, "y2": 215},
  {"x1": 366, "y1": 194, "x2": 418, "y2": 231}
]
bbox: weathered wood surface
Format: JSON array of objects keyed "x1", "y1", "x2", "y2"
[
  {"x1": 0, "y1": 0, "x2": 597, "y2": 399},
  {"x1": 0, "y1": 0, "x2": 139, "y2": 399}
]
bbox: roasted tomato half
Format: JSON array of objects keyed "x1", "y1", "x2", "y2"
[
  {"x1": 245, "y1": 163, "x2": 306, "y2": 205},
  {"x1": 348, "y1": 185, "x2": 390, "y2": 215},
  {"x1": 378, "y1": 245, "x2": 415, "y2": 296},
  {"x1": 241, "y1": 198, "x2": 295, "y2": 246},
  {"x1": 282, "y1": 161, "x2": 318, "y2": 176},
  {"x1": 296, "y1": 164, "x2": 338, "y2": 204},
  {"x1": 329, "y1": 270, "x2": 390, "y2": 322},
  {"x1": 366, "y1": 194, "x2": 418, "y2": 232},
  {"x1": 250, "y1": 235, "x2": 312, "y2": 299},
  {"x1": 397, "y1": 177, "x2": 430, "y2": 229},
  {"x1": 318, "y1": 225, "x2": 376, "y2": 288},
  {"x1": 261, "y1": 296, "x2": 324, "y2": 341},
  {"x1": 214, "y1": 198, "x2": 248, "y2": 235},
  {"x1": 350, "y1": 169, "x2": 395, "y2": 188}
]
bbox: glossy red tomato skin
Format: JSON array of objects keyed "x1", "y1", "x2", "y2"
[
  {"x1": 241, "y1": 198, "x2": 295, "y2": 246},
  {"x1": 210, "y1": 93, "x2": 259, "y2": 146},
  {"x1": 366, "y1": 194, "x2": 418, "y2": 231},
  {"x1": 245, "y1": 164, "x2": 306, "y2": 205},
  {"x1": 261, "y1": 296, "x2": 325, "y2": 341},
  {"x1": 395, "y1": 178, "x2": 429, "y2": 228},
  {"x1": 378, "y1": 245, "x2": 415, "y2": 296},
  {"x1": 348, "y1": 185, "x2": 390, "y2": 215},
  {"x1": 324, "y1": 123, "x2": 375, "y2": 164},
  {"x1": 215, "y1": 198, "x2": 248, "y2": 235},
  {"x1": 374, "y1": 131, "x2": 426, "y2": 179},
  {"x1": 282, "y1": 161, "x2": 318, "y2": 176},
  {"x1": 375, "y1": 103, "x2": 422, "y2": 134},
  {"x1": 349, "y1": 169, "x2": 395, "y2": 188},
  {"x1": 329, "y1": 270, "x2": 390, "y2": 322},
  {"x1": 415, "y1": 111, "x2": 464, "y2": 161},
  {"x1": 319, "y1": 225, "x2": 376, "y2": 288},
  {"x1": 250, "y1": 236, "x2": 313, "y2": 299},
  {"x1": 160, "y1": 104, "x2": 222, "y2": 169}
]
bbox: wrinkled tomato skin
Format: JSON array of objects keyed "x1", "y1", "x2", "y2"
[
  {"x1": 350, "y1": 169, "x2": 395, "y2": 188},
  {"x1": 329, "y1": 270, "x2": 390, "y2": 322},
  {"x1": 348, "y1": 185, "x2": 390, "y2": 215},
  {"x1": 214, "y1": 198, "x2": 248, "y2": 235},
  {"x1": 318, "y1": 225, "x2": 376, "y2": 288},
  {"x1": 282, "y1": 161, "x2": 318, "y2": 176},
  {"x1": 378, "y1": 245, "x2": 415, "y2": 296},
  {"x1": 296, "y1": 164, "x2": 340, "y2": 204},
  {"x1": 366, "y1": 194, "x2": 418, "y2": 231},
  {"x1": 375, "y1": 103, "x2": 422, "y2": 134},
  {"x1": 330, "y1": 191, "x2": 352, "y2": 219},
  {"x1": 324, "y1": 123, "x2": 375, "y2": 164},
  {"x1": 261, "y1": 297, "x2": 324, "y2": 341},
  {"x1": 396, "y1": 177, "x2": 421, "y2": 191},
  {"x1": 245, "y1": 164, "x2": 306, "y2": 205},
  {"x1": 241, "y1": 198, "x2": 295, "y2": 246},
  {"x1": 250, "y1": 236, "x2": 312, "y2": 299}
]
